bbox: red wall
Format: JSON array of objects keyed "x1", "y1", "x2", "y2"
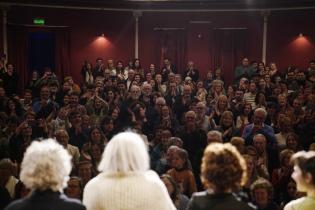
[
  {"x1": 7, "y1": 7, "x2": 134, "y2": 82},
  {"x1": 139, "y1": 11, "x2": 263, "y2": 81},
  {"x1": 5, "y1": 6, "x2": 315, "y2": 84},
  {"x1": 0, "y1": 10, "x2": 3, "y2": 56},
  {"x1": 267, "y1": 10, "x2": 315, "y2": 72}
]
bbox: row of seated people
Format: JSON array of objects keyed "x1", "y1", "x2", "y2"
[{"x1": 0, "y1": 56, "x2": 315, "y2": 210}]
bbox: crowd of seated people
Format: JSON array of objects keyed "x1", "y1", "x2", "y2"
[{"x1": 0, "y1": 56, "x2": 315, "y2": 209}]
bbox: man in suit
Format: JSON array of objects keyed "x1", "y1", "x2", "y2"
[{"x1": 5, "y1": 139, "x2": 86, "y2": 210}]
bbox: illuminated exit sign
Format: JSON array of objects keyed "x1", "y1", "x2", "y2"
[{"x1": 33, "y1": 18, "x2": 45, "y2": 25}]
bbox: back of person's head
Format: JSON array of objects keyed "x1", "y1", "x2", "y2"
[
  {"x1": 230, "y1": 137, "x2": 245, "y2": 147},
  {"x1": 98, "y1": 131, "x2": 149, "y2": 175},
  {"x1": 309, "y1": 143, "x2": 315, "y2": 152},
  {"x1": 207, "y1": 130, "x2": 223, "y2": 144},
  {"x1": 201, "y1": 143, "x2": 247, "y2": 193},
  {"x1": 0, "y1": 158, "x2": 16, "y2": 177},
  {"x1": 170, "y1": 137, "x2": 183, "y2": 148},
  {"x1": 20, "y1": 139, "x2": 72, "y2": 192},
  {"x1": 230, "y1": 137, "x2": 245, "y2": 154},
  {"x1": 291, "y1": 151, "x2": 315, "y2": 187}
]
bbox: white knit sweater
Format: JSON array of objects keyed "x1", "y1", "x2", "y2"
[{"x1": 83, "y1": 170, "x2": 176, "y2": 210}]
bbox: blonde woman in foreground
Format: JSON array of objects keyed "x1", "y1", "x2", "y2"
[{"x1": 83, "y1": 131, "x2": 176, "y2": 210}]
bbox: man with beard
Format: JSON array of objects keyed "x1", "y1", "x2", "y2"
[
  {"x1": 177, "y1": 111, "x2": 207, "y2": 190},
  {"x1": 173, "y1": 85, "x2": 193, "y2": 123},
  {"x1": 118, "y1": 85, "x2": 142, "y2": 128}
]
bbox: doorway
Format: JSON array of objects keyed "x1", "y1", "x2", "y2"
[{"x1": 28, "y1": 31, "x2": 55, "y2": 76}]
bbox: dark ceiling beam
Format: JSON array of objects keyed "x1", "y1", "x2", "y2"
[{"x1": 2, "y1": 0, "x2": 315, "y2": 11}]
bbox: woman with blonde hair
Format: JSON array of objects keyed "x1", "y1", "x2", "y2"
[
  {"x1": 187, "y1": 143, "x2": 254, "y2": 210},
  {"x1": 236, "y1": 103, "x2": 252, "y2": 133},
  {"x1": 209, "y1": 79, "x2": 225, "y2": 101},
  {"x1": 215, "y1": 111, "x2": 240, "y2": 142},
  {"x1": 83, "y1": 131, "x2": 175, "y2": 210},
  {"x1": 212, "y1": 94, "x2": 230, "y2": 126}
]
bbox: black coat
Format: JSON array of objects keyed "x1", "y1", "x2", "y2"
[
  {"x1": 5, "y1": 190, "x2": 86, "y2": 210},
  {"x1": 187, "y1": 191, "x2": 255, "y2": 210},
  {"x1": 1, "y1": 73, "x2": 18, "y2": 96}
]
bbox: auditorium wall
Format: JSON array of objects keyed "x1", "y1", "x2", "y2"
[
  {"x1": 0, "y1": 10, "x2": 3, "y2": 56},
  {"x1": 267, "y1": 10, "x2": 315, "y2": 72},
  {"x1": 3, "y1": 6, "x2": 315, "y2": 83}
]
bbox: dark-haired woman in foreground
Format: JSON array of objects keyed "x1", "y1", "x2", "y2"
[{"x1": 284, "y1": 151, "x2": 315, "y2": 210}]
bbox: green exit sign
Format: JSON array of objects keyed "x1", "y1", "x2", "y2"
[{"x1": 33, "y1": 18, "x2": 45, "y2": 25}]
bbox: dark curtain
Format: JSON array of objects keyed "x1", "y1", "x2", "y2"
[
  {"x1": 54, "y1": 28, "x2": 71, "y2": 81},
  {"x1": 28, "y1": 31, "x2": 55, "y2": 75},
  {"x1": 7, "y1": 25, "x2": 28, "y2": 95},
  {"x1": 7, "y1": 25, "x2": 71, "y2": 96},
  {"x1": 155, "y1": 29, "x2": 187, "y2": 74},
  {"x1": 211, "y1": 29, "x2": 248, "y2": 85}
]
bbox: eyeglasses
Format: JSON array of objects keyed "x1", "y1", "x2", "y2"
[{"x1": 186, "y1": 116, "x2": 195, "y2": 119}]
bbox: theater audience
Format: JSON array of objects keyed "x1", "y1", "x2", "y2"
[{"x1": 1, "y1": 56, "x2": 315, "y2": 209}]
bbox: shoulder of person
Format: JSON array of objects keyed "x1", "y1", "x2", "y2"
[
  {"x1": 144, "y1": 170, "x2": 161, "y2": 181},
  {"x1": 5, "y1": 198, "x2": 24, "y2": 210},
  {"x1": 283, "y1": 200, "x2": 294, "y2": 210},
  {"x1": 283, "y1": 197, "x2": 306, "y2": 210},
  {"x1": 232, "y1": 194, "x2": 257, "y2": 210},
  {"x1": 68, "y1": 144, "x2": 79, "y2": 151},
  {"x1": 247, "y1": 202, "x2": 257, "y2": 210},
  {"x1": 60, "y1": 194, "x2": 86, "y2": 209},
  {"x1": 191, "y1": 191, "x2": 208, "y2": 198},
  {"x1": 5, "y1": 195, "x2": 86, "y2": 210},
  {"x1": 83, "y1": 173, "x2": 103, "y2": 190},
  {"x1": 144, "y1": 170, "x2": 172, "y2": 191}
]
